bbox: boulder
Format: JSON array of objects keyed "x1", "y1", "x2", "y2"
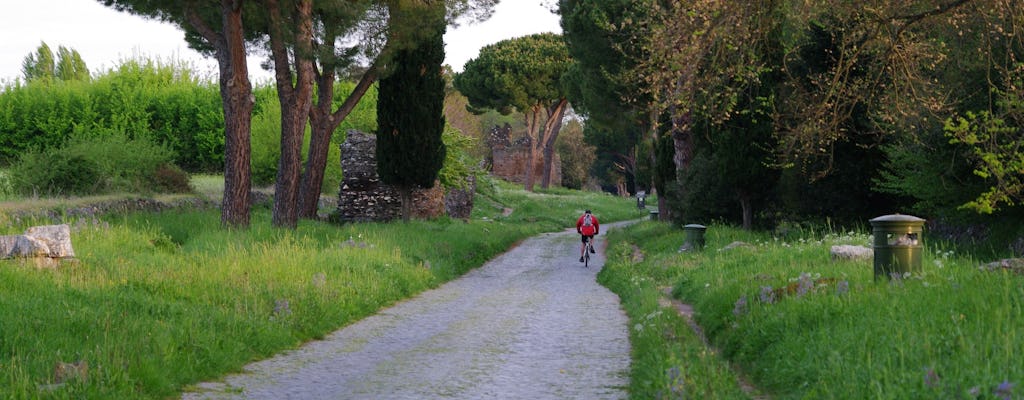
[
  {"x1": 979, "y1": 258, "x2": 1024, "y2": 275},
  {"x1": 721, "y1": 241, "x2": 755, "y2": 251},
  {"x1": 1, "y1": 224, "x2": 75, "y2": 262},
  {"x1": 444, "y1": 176, "x2": 476, "y2": 221},
  {"x1": 830, "y1": 245, "x2": 873, "y2": 261}
]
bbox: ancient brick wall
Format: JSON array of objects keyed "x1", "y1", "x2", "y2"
[{"x1": 486, "y1": 124, "x2": 562, "y2": 186}]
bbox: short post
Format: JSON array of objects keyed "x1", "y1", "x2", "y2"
[
  {"x1": 682, "y1": 224, "x2": 707, "y2": 251},
  {"x1": 636, "y1": 191, "x2": 646, "y2": 210},
  {"x1": 869, "y1": 214, "x2": 925, "y2": 280}
]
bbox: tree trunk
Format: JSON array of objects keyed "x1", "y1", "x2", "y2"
[
  {"x1": 300, "y1": 64, "x2": 379, "y2": 218},
  {"x1": 400, "y1": 186, "x2": 413, "y2": 223},
  {"x1": 739, "y1": 190, "x2": 753, "y2": 230},
  {"x1": 197, "y1": 1, "x2": 252, "y2": 229},
  {"x1": 268, "y1": 0, "x2": 315, "y2": 229},
  {"x1": 539, "y1": 98, "x2": 567, "y2": 189},
  {"x1": 523, "y1": 106, "x2": 541, "y2": 192}
]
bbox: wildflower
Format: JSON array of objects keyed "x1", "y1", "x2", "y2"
[
  {"x1": 968, "y1": 386, "x2": 981, "y2": 397},
  {"x1": 272, "y1": 299, "x2": 291, "y2": 319},
  {"x1": 733, "y1": 296, "x2": 748, "y2": 316},
  {"x1": 796, "y1": 273, "x2": 813, "y2": 298},
  {"x1": 759, "y1": 286, "x2": 777, "y2": 304},
  {"x1": 923, "y1": 368, "x2": 940, "y2": 388},
  {"x1": 994, "y1": 381, "x2": 1015, "y2": 400},
  {"x1": 836, "y1": 280, "x2": 850, "y2": 296},
  {"x1": 311, "y1": 272, "x2": 326, "y2": 287},
  {"x1": 633, "y1": 323, "x2": 644, "y2": 332}
]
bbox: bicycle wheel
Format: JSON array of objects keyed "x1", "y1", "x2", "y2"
[{"x1": 584, "y1": 242, "x2": 591, "y2": 268}]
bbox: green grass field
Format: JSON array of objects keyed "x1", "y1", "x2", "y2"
[{"x1": 0, "y1": 176, "x2": 644, "y2": 399}]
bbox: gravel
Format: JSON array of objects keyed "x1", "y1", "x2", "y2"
[{"x1": 183, "y1": 225, "x2": 631, "y2": 400}]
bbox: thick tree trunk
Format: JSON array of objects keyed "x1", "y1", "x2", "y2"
[
  {"x1": 540, "y1": 98, "x2": 567, "y2": 189},
  {"x1": 300, "y1": 65, "x2": 379, "y2": 218},
  {"x1": 269, "y1": 0, "x2": 315, "y2": 229},
  {"x1": 202, "y1": 1, "x2": 252, "y2": 229}
]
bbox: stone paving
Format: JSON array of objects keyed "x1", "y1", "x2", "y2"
[{"x1": 183, "y1": 225, "x2": 630, "y2": 400}]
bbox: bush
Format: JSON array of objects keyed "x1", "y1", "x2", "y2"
[
  {"x1": 8, "y1": 151, "x2": 103, "y2": 196},
  {"x1": 151, "y1": 163, "x2": 192, "y2": 193},
  {"x1": 7, "y1": 132, "x2": 184, "y2": 196}
]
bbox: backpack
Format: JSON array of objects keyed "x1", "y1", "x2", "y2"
[{"x1": 582, "y1": 214, "x2": 593, "y2": 227}]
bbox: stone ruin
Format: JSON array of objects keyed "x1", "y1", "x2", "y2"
[
  {"x1": 486, "y1": 123, "x2": 562, "y2": 186},
  {"x1": 0, "y1": 224, "x2": 75, "y2": 268},
  {"x1": 336, "y1": 130, "x2": 474, "y2": 222}
]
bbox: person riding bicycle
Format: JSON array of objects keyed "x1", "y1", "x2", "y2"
[{"x1": 576, "y1": 210, "x2": 599, "y2": 262}]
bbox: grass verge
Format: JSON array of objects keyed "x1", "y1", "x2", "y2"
[
  {"x1": 607, "y1": 220, "x2": 1023, "y2": 399},
  {"x1": 0, "y1": 177, "x2": 645, "y2": 399},
  {"x1": 599, "y1": 221, "x2": 753, "y2": 399}
]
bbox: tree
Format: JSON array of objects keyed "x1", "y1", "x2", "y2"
[
  {"x1": 559, "y1": 0, "x2": 652, "y2": 197},
  {"x1": 263, "y1": 0, "x2": 316, "y2": 228},
  {"x1": 21, "y1": 42, "x2": 56, "y2": 82},
  {"x1": 296, "y1": 0, "x2": 499, "y2": 219},
  {"x1": 100, "y1": 0, "x2": 258, "y2": 228},
  {"x1": 455, "y1": 33, "x2": 571, "y2": 191},
  {"x1": 55, "y1": 46, "x2": 90, "y2": 81},
  {"x1": 555, "y1": 118, "x2": 595, "y2": 189},
  {"x1": 375, "y1": 1, "x2": 447, "y2": 222}
]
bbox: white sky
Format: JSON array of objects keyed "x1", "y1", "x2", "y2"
[{"x1": 0, "y1": 0, "x2": 561, "y2": 84}]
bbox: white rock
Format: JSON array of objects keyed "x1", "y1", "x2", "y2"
[{"x1": 830, "y1": 245, "x2": 872, "y2": 261}]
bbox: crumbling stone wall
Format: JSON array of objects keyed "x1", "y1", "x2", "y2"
[
  {"x1": 336, "y1": 130, "x2": 446, "y2": 222},
  {"x1": 486, "y1": 124, "x2": 562, "y2": 186}
]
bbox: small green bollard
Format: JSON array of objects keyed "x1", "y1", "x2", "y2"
[
  {"x1": 682, "y1": 224, "x2": 707, "y2": 251},
  {"x1": 869, "y1": 214, "x2": 925, "y2": 280}
]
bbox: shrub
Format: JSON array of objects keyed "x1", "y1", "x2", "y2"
[
  {"x1": 7, "y1": 131, "x2": 184, "y2": 196},
  {"x1": 8, "y1": 151, "x2": 103, "y2": 196},
  {"x1": 151, "y1": 163, "x2": 192, "y2": 193}
]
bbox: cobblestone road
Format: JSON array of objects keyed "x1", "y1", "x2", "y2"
[{"x1": 183, "y1": 225, "x2": 630, "y2": 400}]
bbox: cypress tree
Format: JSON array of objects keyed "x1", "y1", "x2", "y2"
[{"x1": 375, "y1": 4, "x2": 447, "y2": 222}]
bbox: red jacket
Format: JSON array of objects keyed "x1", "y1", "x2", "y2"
[{"x1": 576, "y1": 213, "x2": 599, "y2": 236}]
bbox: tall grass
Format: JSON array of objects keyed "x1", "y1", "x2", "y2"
[
  {"x1": 0, "y1": 181, "x2": 645, "y2": 399},
  {"x1": 607, "y1": 221, "x2": 1024, "y2": 399}
]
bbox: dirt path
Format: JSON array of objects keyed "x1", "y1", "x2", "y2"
[{"x1": 183, "y1": 226, "x2": 631, "y2": 400}]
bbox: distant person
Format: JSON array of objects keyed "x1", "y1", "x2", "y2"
[{"x1": 576, "y1": 209, "x2": 599, "y2": 262}]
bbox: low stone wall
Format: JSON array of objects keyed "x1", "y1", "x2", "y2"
[{"x1": 336, "y1": 131, "x2": 447, "y2": 222}]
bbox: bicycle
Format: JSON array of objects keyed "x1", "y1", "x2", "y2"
[{"x1": 583, "y1": 236, "x2": 594, "y2": 268}]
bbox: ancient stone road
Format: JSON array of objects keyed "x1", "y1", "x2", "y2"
[{"x1": 183, "y1": 226, "x2": 630, "y2": 399}]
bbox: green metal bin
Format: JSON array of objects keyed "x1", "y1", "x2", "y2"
[
  {"x1": 683, "y1": 224, "x2": 707, "y2": 251},
  {"x1": 869, "y1": 214, "x2": 925, "y2": 280}
]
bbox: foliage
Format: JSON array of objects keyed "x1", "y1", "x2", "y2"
[
  {"x1": 21, "y1": 42, "x2": 90, "y2": 83},
  {"x1": 0, "y1": 58, "x2": 225, "y2": 171},
  {"x1": 375, "y1": 4, "x2": 447, "y2": 193},
  {"x1": 554, "y1": 119, "x2": 595, "y2": 189},
  {"x1": 945, "y1": 91, "x2": 1024, "y2": 214},
  {"x1": 7, "y1": 132, "x2": 184, "y2": 196},
  {"x1": 437, "y1": 125, "x2": 480, "y2": 190}
]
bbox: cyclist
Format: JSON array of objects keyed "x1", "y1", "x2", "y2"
[{"x1": 576, "y1": 209, "x2": 599, "y2": 262}]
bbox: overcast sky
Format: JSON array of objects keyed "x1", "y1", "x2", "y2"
[{"x1": 0, "y1": 0, "x2": 561, "y2": 84}]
